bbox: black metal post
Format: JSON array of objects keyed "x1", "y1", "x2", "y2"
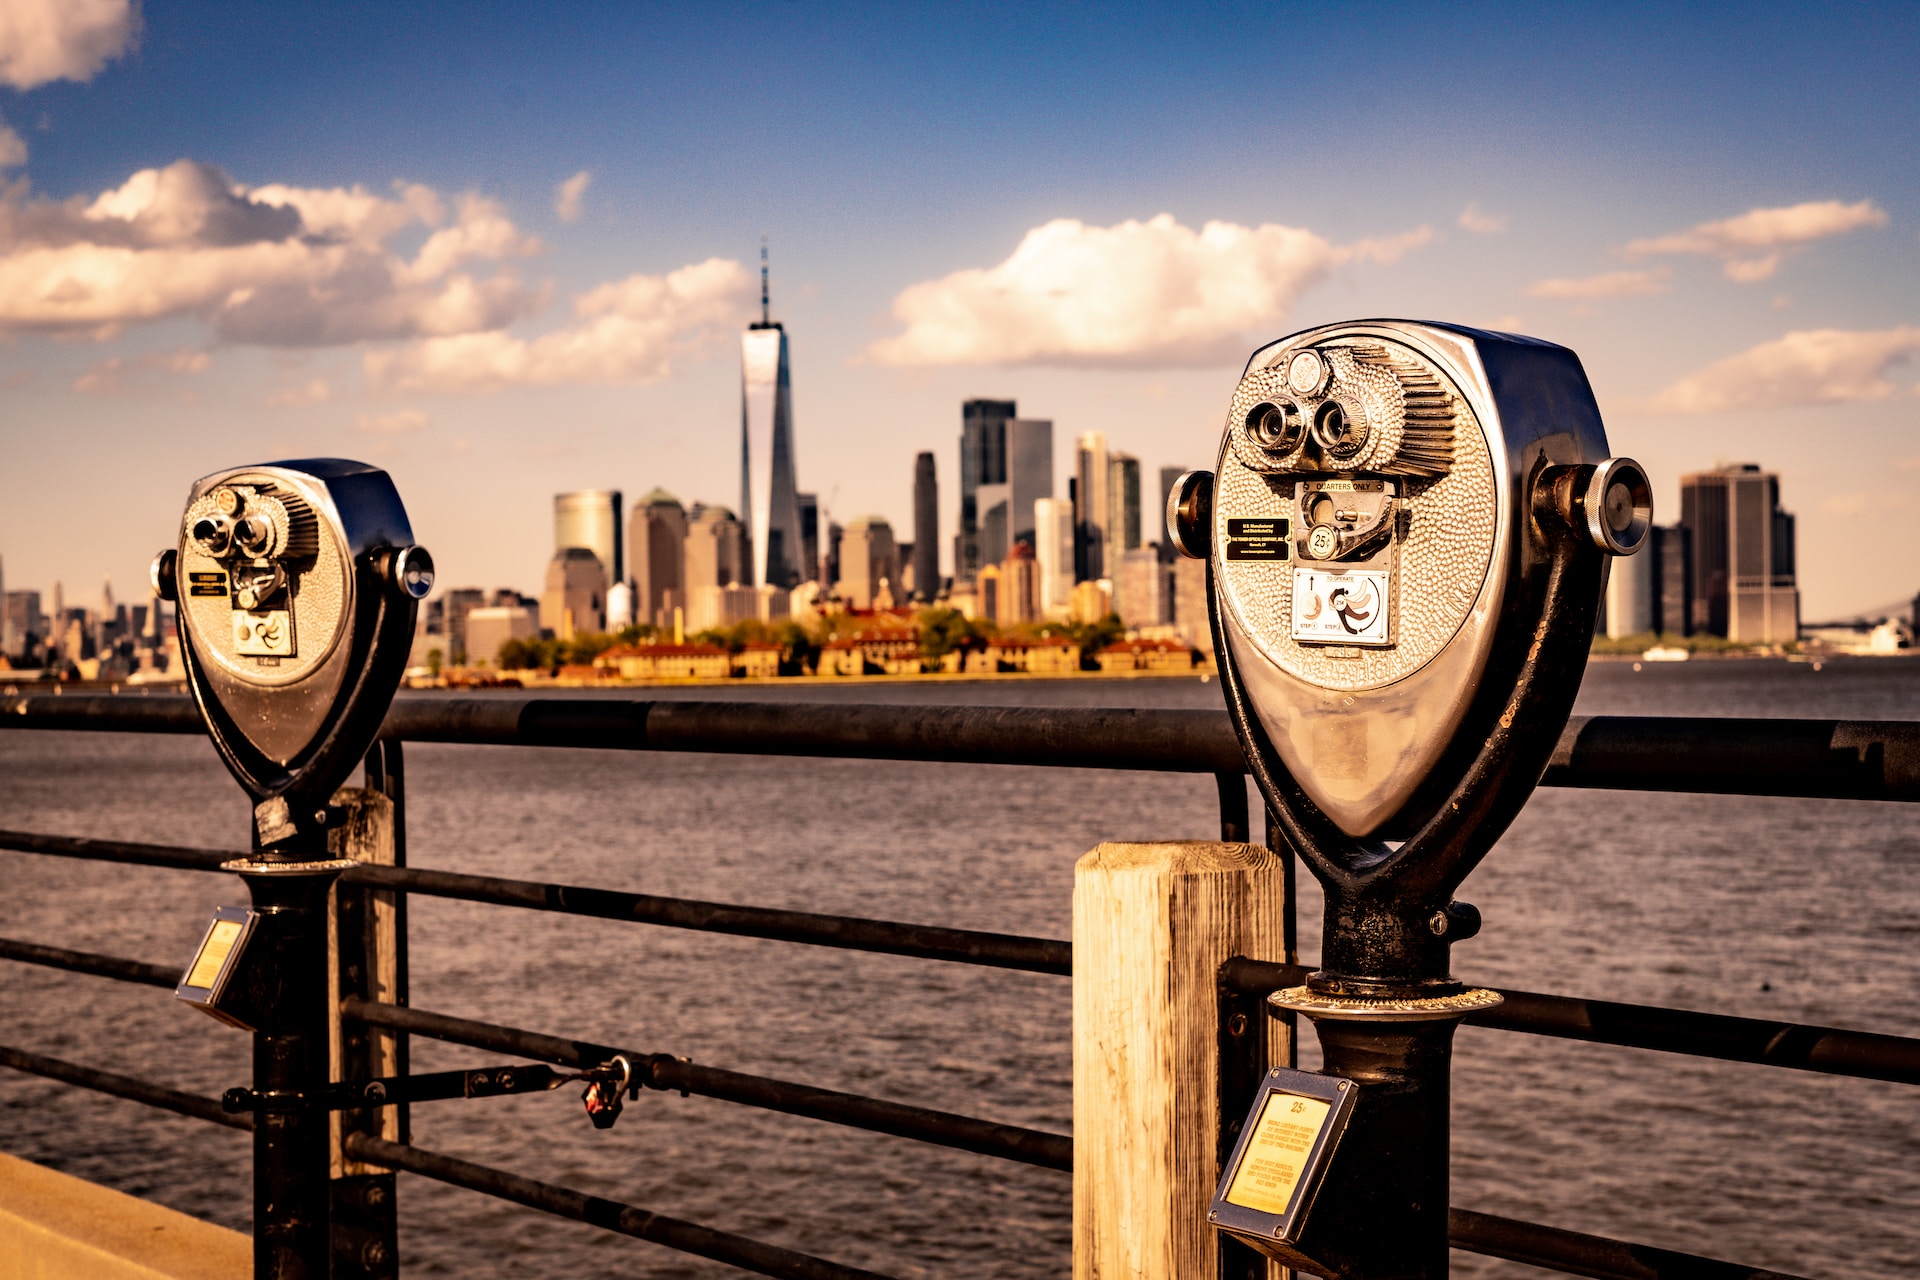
[
  {"x1": 233, "y1": 855, "x2": 354, "y2": 1280},
  {"x1": 1286, "y1": 1014, "x2": 1467, "y2": 1279}
]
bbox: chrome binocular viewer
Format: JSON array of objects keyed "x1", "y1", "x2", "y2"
[
  {"x1": 154, "y1": 458, "x2": 432, "y2": 852},
  {"x1": 1172, "y1": 320, "x2": 1650, "y2": 988}
]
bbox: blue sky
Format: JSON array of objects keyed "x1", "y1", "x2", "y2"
[{"x1": 2, "y1": 1, "x2": 1917, "y2": 619}]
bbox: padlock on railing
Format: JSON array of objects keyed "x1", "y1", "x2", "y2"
[{"x1": 581, "y1": 1055, "x2": 636, "y2": 1130}]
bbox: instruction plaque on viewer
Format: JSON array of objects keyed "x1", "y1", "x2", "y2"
[{"x1": 1209, "y1": 1067, "x2": 1358, "y2": 1249}]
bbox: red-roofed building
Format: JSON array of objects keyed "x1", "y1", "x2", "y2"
[
  {"x1": 1096, "y1": 637, "x2": 1197, "y2": 672},
  {"x1": 594, "y1": 642, "x2": 731, "y2": 679}
]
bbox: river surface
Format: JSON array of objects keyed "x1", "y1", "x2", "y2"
[{"x1": 1, "y1": 658, "x2": 1916, "y2": 1279}]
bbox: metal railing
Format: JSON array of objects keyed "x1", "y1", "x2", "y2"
[{"x1": 3, "y1": 689, "x2": 1915, "y2": 1279}]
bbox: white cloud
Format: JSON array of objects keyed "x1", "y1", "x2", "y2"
[
  {"x1": 1457, "y1": 203, "x2": 1508, "y2": 234},
  {"x1": 0, "y1": 120, "x2": 25, "y2": 170},
  {"x1": 865, "y1": 213, "x2": 1432, "y2": 368},
  {"x1": 554, "y1": 170, "x2": 591, "y2": 223},
  {"x1": 0, "y1": 159, "x2": 547, "y2": 344},
  {"x1": 354, "y1": 409, "x2": 430, "y2": 434},
  {"x1": 1526, "y1": 268, "x2": 1671, "y2": 300},
  {"x1": 363, "y1": 257, "x2": 752, "y2": 392},
  {"x1": 1626, "y1": 199, "x2": 1887, "y2": 281},
  {"x1": 0, "y1": 0, "x2": 138, "y2": 90},
  {"x1": 265, "y1": 377, "x2": 331, "y2": 408},
  {"x1": 1651, "y1": 327, "x2": 1920, "y2": 413}
]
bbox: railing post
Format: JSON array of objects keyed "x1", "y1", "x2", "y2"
[
  {"x1": 328, "y1": 740, "x2": 407, "y2": 1278},
  {"x1": 1073, "y1": 841, "x2": 1288, "y2": 1280},
  {"x1": 236, "y1": 857, "x2": 350, "y2": 1280}
]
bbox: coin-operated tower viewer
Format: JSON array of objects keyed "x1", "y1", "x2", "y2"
[
  {"x1": 1169, "y1": 322, "x2": 1651, "y2": 1280},
  {"x1": 153, "y1": 459, "x2": 432, "y2": 1280}
]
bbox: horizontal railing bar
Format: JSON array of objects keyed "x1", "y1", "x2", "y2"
[
  {"x1": 8, "y1": 694, "x2": 1920, "y2": 800},
  {"x1": 344, "y1": 1133, "x2": 898, "y2": 1280},
  {"x1": 0, "y1": 935, "x2": 178, "y2": 987},
  {"x1": 1221, "y1": 958, "x2": 1920, "y2": 1086},
  {"x1": 343, "y1": 998, "x2": 1072, "y2": 1171},
  {"x1": 1449, "y1": 1207, "x2": 1809, "y2": 1280},
  {"x1": 0, "y1": 1042, "x2": 249, "y2": 1130},
  {"x1": 0, "y1": 1032, "x2": 1806, "y2": 1280},
  {"x1": 0, "y1": 828, "x2": 231, "y2": 872},
  {"x1": 0, "y1": 830, "x2": 1071, "y2": 973},
  {"x1": 343, "y1": 863, "x2": 1072, "y2": 974}
]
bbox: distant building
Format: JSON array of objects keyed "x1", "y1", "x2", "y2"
[
  {"x1": 1069, "y1": 577, "x2": 1112, "y2": 624},
  {"x1": 464, "y1": 605, "x2": 537, "y2": 666},
  {"x1": 838, "y1": 516, "x2": 900, "y2": 610},
  {"x1": 978, "y1": 563, "x2": 1003, "y2": 623},
  {"x1": 741, "y1": 245, "x2": 804, "y2": 588},
  {"x1": 957, "y1": 399, "x2": 1015, "y2": 577},
  {"x1": 555, "y1": 490, "x2": 623, "y2": 585},
  {"x1": 541, "y1": 547, "x2": 608, "y2": 639},
  {"x1": 797, "y1": 492, "x2": 821, "y2": 584},
  {"x1": 1034, "y1": 497, "x2": 1075, "y2": 618},
  {"x1": 912, "y1": 452, "x2": 939, "y2": 602},
  {"x1": 1075, "y1": 431, "x2": 1108, "y2": 580},
  {"x1": 1680, "y1": 463, "x2": 1798, "y2": 643},
  {"x1": 1156, "y1": 467, "x2": 1186, "y2": 563},
  {"x1": 734, "y1": 641, "x2": 784, "y2": 678},
  {"x1": 606, "y1": 581, "x2": 634, "y2": 631},
  {"x1": 970, "y1": 420, "x2": 1049, "y2": 567},
  {"x1": 818, "y1": 619, "x2": 922, "y2": 676},
  {"x1": 982, "y1": 635, "x2": 1081, "y2": 673},
  {"x1": 686, "y1": 504, "x2": 746, "y2": 597},
  {"x1": 3, "y1": 589, "x2": 41, "y2": 659},
  {"x1": 440, "y1": 588, "x2": 485, "y2": 662},
  {"x1": 595, "y1": 641, "x2": 731, "y2": 680},
  {"x1": 823, "y1": 520, "x2": 843, "y2": 592},
  {"x1": 687, "y1": 583, "x2": 762, "y2": 633},
  {"x1": 630, "y1": 488, "x2": 689, "y2": 628},
  {"x1": 1172, "y1": 558, "x2": 1210, "y2": 656},
  {"x1": 1653, "y1": 525, "x2": 1692, "y2": 637},
  {"x1": 1107, "y1": 452, "x2": 1141, "y2": 555},
  {"x1": 1000, "y1": 543, "x2": 1039, "y2": 624},
  {"x1": 1114, "y1": 545, "x2": 1171, "y2": 628},
  {"x1": 1097, "y1": 637, "x2": 1197, "y2": 672}
]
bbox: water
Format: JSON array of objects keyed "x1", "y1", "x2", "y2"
[{"x1": 1, "y1": 658, "x2": 1916, "y2": 1279}]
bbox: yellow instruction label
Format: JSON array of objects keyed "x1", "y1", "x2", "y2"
[
  {"x1": 186, "y1": 919, "x2": 244, "y2": 990},
  {"x1": 1225, "y1": 1092, "x2": 1333, "y2": 1215}
]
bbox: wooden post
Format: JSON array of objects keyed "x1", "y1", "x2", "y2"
[
  {"x1": 327, "y1": 782, "x2": 403, "y2": 1278},
  {"x1": 1073, "y1": 841, "x2": 1289, "y2": 1280}
]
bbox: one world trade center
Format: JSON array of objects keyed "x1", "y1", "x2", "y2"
[{"x1": 741, "y1": 241, "x2": 804, "y2": 588}]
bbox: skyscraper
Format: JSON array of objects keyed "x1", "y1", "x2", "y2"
[
  {"x1": 1107, "y1": 452, "x2": 1141, "y2": 555},
  {"x1": 912, "y1": 452, "x2": 939, "y2": 602},
  {"x1": 797, "y1": 492, "x2": 821, "y2": 585},
  {"x1": 741, "y1": 241, "x2": 804, "y2": 588},
  {"x1": 1680, "y1": 463, "x2": 1798, "y2": 642},
  {"x1": 685, "y1": 505, "x2": 746, "y2": 594},
  {"x1": 1156, "y1": 467, "x2": 1186, "y2": 562},
  {"x1": 1075, "y1": 431, "x2": 1109, "y2": 581},
  {"x1": 838, "y1": 516, "x2": 900, "y2": 609},
  {"x1": 957, "y1": 399, "x2": 1015, "y2": 577},
  {"x1": 1034, "y1": 497, "x2": 1075, "y2": 618},
  {"x1": 554, "y1": 490, "x2": 623, "y2": 585},
  {"x1": 630, "y1": 488, "x2": 689, "y2": 628},
  {"x1": 540, "y1": 548, "x2": 608, "y2": 639}
]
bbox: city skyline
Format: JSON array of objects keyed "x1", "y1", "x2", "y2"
[{"x1": 0, "y1": 4, "x2": 1916, "y2": 620}]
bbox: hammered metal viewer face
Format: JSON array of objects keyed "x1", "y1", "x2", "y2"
[
  {"x1": 163, "y1": 459, "x2": 430, "y2": 796},
  {"x1": 1209, "y1": 323, "x2": 1522, "y2": 837}
]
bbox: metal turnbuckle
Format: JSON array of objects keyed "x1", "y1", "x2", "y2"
[{"x1": 221, "y1": 1057, "x2": 642, "y2": 1119}]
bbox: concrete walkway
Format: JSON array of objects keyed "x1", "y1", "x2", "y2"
[{"x1": 0, "y1": 1151, "x2": 248, "y2": 1280}]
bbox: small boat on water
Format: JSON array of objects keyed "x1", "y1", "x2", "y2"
[{"x1": 1642, "y1": 645, "x2": 1690, "y2": 662}]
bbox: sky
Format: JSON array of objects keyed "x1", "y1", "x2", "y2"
[{"x1": 1, "y1": 0, "x2": 1917, "y2": 621}]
